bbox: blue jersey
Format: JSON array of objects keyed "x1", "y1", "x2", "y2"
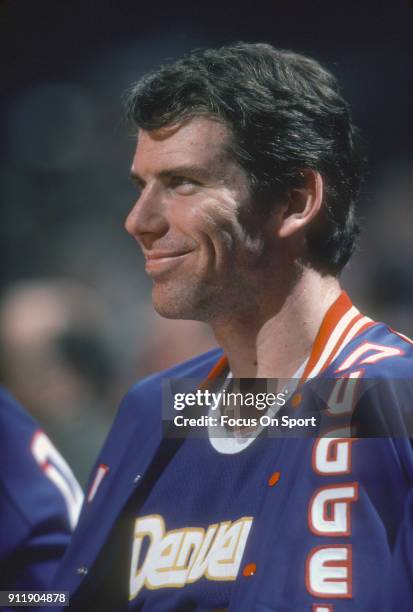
[
  {"x1": 0, "y1": 387, "x2": 83, "y2": 595},
  {"x1": 386, "y1": 486, "x2": 413, "y2": 609},
  {"x1": 52, "y1": 292, "x2": 413, "y2": 611}
]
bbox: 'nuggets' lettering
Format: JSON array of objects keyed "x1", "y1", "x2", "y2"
[
  {"x1": 312, "y1": 429, "x2": 355, "y2": 475},
  {"x1": 309, "y1": 483, "x2": 359, "y2": 536},
  {"x1": 326, "y1": 374, "x2": 361, "y2": 416},
  {"x1": 306, "y1": 545, "x2": 352, "y2": 598}
]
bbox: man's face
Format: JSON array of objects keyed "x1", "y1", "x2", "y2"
[{"x1": 126, "y1": 117, "x2": 273, "y2": 321}]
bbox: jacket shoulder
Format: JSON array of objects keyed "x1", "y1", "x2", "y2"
[{"x1": 329, "y1": 322, "x2": 413, "y2": 378}]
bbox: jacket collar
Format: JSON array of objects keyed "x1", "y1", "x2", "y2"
[
  {"x1": 300, "y1": 290, "x2": 374, "y2": 382},
  {"x1": 203, "y1": 291, "x2": 374, "y2": 386}
]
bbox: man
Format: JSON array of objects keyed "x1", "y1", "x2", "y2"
[
  {"x1": 0, "y1": 386, "x2": 83, "y2": 592},
  {"x1": 52, "y1": 43, "x2": 413, "y2": 610}
]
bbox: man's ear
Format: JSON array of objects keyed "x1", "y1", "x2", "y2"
[{"x1": 277, "y1": 169, "x2": 324, "y2": 239}]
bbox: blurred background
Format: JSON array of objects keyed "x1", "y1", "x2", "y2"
[{"x1": 1, "y1": 0, "x2": 412, "y2": 485}]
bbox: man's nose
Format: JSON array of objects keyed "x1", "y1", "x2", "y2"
[{"x1": 124, "y1": 185, "x2": 168, "y2": 249}]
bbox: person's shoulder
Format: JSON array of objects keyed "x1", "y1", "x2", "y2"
[
  {"x1": 330, "y1": 321, "x2": 413, "y2": 378},
  {"x1": 322, "y1": 321, "x2": 413, "y2": 437},
  {"x1": 0, "y1": 387, "x2": 42, "y2": 476},
  {"x1": 0, "y1": 386, "x2": 37, "y2": 502},
  {"x1": 0, "y1": 386, "x2": 81, "y2": 534},
  {"x1": 0, "y1": 385, "x2": 38, "y2": 435},
  {"x1": 365, "y1": 322, "x2": 413, "y2": 352}
]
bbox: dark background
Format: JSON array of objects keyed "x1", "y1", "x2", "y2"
[{"x1": 0, "y1": 0, "x2": 412, "y2": 482}]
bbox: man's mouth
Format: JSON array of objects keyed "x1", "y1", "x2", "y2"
[{"x1": 144, "y1": 250, "x2": 194, "y2": 275}]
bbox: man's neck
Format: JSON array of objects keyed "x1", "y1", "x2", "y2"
[{"x1": 211, "y1": 270, "x2": 341, "y2": 378}]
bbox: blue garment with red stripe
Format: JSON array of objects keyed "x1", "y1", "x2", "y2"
[{"x1": 51, "y1": 293, "x2": 413, "y2": 611}]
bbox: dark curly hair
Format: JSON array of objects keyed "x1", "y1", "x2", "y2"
[{"x1": 126, "y1": 42, "x2": 363, "y2": 274}]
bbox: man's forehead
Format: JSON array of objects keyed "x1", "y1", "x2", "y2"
[
  {"x1": 139, "y1": 115, "x2": 228, "y2": 139},
  {"x1": 134, "y1": 116, "x2": 231, "y2": 162}
]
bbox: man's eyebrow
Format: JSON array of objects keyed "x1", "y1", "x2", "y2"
[{"x1": 158, "y1": 165, "x2": 213, "y2": 180}]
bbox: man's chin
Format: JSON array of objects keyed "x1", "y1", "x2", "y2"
[
  {"x1": 151, "y1": 286, "x2": 202, "y2": 321},
  {"x1": 152, "y1": 302, "x2": 187, "y2": 320}
]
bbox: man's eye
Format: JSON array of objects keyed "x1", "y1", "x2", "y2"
[{"x1": 169, "y1": 177, "x2": 199, "y2": 194}]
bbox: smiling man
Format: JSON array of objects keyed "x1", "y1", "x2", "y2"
[
  {"x1": 52, "y1": 43, "x2": 413, "y2": 611},
  {"x1": 127, "y1": 118, "x2": 259, "y2": 323},
  {"x1": 126, "y1": 114, "x2": 340, "y2": 380}
]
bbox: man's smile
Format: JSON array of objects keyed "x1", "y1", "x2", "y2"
[{"x1": 144, "y1": 250, "x2": 195, "y2": 275}]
